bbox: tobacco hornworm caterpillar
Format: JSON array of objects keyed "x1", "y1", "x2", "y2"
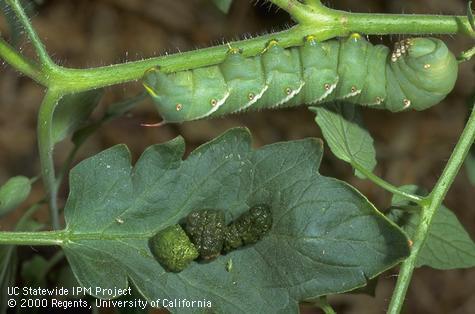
[
  {"x1": 143, "y1": 35, "x2": 458, "y2": 124},
  {"x1": 149, "y1": 205, "x2": 273, "y2": 272}
]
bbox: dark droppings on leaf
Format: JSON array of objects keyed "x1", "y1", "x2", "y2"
[
  {"x1": 185, "y1": 209, "x2": 226, "y2": 260},
  {"x1": 224, "y1": 204, "x2": 273, "y2": 252},
  {"x1": 150, "y1": 205, "x2": 273, "y2": 272}
]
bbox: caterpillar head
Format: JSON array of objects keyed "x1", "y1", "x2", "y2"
[{"x1": 390, "y1": 38, "x2": 458, "y2": 111}]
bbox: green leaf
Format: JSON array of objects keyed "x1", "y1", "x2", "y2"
[
  {"x1": 52, "y1": 89, "x2": 103, "y2": 144},
  {"x1": 0, "y1": 176, "x2": 31, "y2": 216},
  {"x1": 211, "y1": 0, "x2": 233, "y2": 13},
  {"x1": 389, "y1": 186, "x2": 475, "y2": 269},
  {"x1": 310, "y1": 102, "x2": 376, "y2": 179},
  {"x1": 62, "y1": 128, "x2": 409, "y2": 313}
]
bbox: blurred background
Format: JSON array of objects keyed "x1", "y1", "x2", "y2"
[{"x1": 0, "y1": 0, "x2": 474, "y2": 313}]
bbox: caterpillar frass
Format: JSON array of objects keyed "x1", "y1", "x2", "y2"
[
  {"x1": 149, "y1": 205, "x2": 272, "y2": 272},
  {"x1": 223, "y1": 204, "x2": 273, "y2": 253},
  {"x1": 149, "y1": 224, "x2": 199, "y2": 272},
  {"x1": 142, "y1": 34, "x2": 458, "y2": 124},
  {"x1": 185, "y1": 209, "x2": 226, "y2": 260}
]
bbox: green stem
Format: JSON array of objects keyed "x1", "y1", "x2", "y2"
[
  {"x1": 1, "y1": 1, "x2": 474, "y2": 93},
  {"x1": 459, "y1": 46, "x2": 475, "y2": 62},
  {"x1": 388, "y1": 103, "x2": 475, "y2": 314},
  {"x1": 5, "y1": 0, "x2": 56, "y2": 70},
  {"x1": 0, "y1": 231, "x2": 65, "y2": 246},
  {"x1": 304, "y1": 0, "x2": 322, "y2": 8},
  {"x1": 340, "y1": 13, "x2": 473, "y2": 37},
  {"x1": 48, "y1": 27, "x2": 306, "y2": 93},
  {"x1": 44, "y1": 6, "x2": 475, "y2": 94},
  {"x1": 37, "y1": 90, "x2": 63, "y2": 230},
  {"x1": 269, "y1": 0, "x2": 313, "y2": 24},
  {"x1": 0, "y1": 37, "x2": 45, "y2": 83},
  {"x1": 315, "y1": 296, "x2": 337, "y2": 314},
  {"x1": 351, "y1": 162, "x2": 424, "y2": 204}
]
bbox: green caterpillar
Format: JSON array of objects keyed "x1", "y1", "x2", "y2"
[
  {"x1": 149, "y1": 205, "x2": 272, "y2": 272},
  {"x1": 143, "y1": 35, "x2": 458, "y2": 124}
]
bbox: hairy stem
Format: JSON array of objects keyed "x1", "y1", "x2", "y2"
[
  {"x1": 1, "y1": 1, "x2": 474, "y2": 93},
  {"x1": 0, "y1": 37, "x2": 45, "y2": 83},
  {"x1": 37, "y1": 90, "x2": 63, "y2": 230},
  {"x1": 388, "y1": 103, "x2": 475, "y2": 314},
  {"x1": 44, "y1": 6, "x2": 475, "y2": 94},
  {"x1": 49, "y1": 27, "x2": 306, "y2": 92},
  {"x1": 5, "y1": 0, "x2": 56, "y2": 70},
  {"x1": 351, "y1": 162, "x2": 424, "y2": 204},
  {"x1": 268, "y1": 0, "x2": 312, "y2": 24}
]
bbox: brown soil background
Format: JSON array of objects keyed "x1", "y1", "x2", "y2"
[{"x1": 0, "y1": 0, "x2": 474, "y2": 313}]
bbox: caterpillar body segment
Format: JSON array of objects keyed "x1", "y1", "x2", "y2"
[
  {"x1": 143, "y1": 36, "x2": 458, "y2": 123},
  {"x1": 387, "y1": 38, "x2": 458, "y2": 111}
]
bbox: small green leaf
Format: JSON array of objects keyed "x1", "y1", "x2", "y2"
[
  {"x1": 52, "y1": 89, "x2": 103, "y2": 144},
  {"x1": 212, "y1": 0, "x2": 233, "y2": 13},
  {"x1": 389, "y1": 186, "x2": 475, "y2": 269},
  {"x1": 62, "y1": 128, "x2": 409, "y2": 313},
  {"x1": 310, "y1": 102, "x2": 376, "y2": 178},
  {"x1": 0, "y1": 176, "x2": 31, "y2": 216}
]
